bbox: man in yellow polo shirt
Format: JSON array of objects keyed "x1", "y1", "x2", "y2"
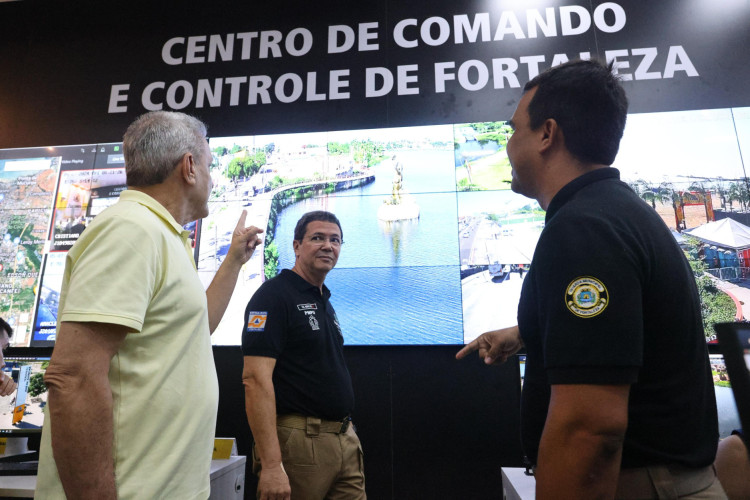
[{"x1": 35, "y1": 111, "x2": 263, "y2": 499}]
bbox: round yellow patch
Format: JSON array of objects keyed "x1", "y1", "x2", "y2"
[{"x1": 565, "y1": 276, "x2": 609, "y2": 318}]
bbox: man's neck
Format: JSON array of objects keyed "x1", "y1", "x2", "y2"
[
  {"x1": 291, "y1": 266, "x2": 327, "y2": 294},
  {"x1": 128, "y1": 182, "x2": 191, "y2": 225},
  {"x1": 536, "y1": 163, "x2": 608, "y2": 211}
]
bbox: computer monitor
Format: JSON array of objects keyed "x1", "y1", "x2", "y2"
[
  {"x1": 715, "y1": 322, "x2": 750, "y2": 439},
  {"x1": 1, "y1": 349, "x2": 52, "y2": 439},
  {"x1": 710, "y1": 353, "x2": 743, "y2": 438}
]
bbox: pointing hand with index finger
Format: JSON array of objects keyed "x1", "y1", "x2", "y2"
[
  {"x1": 227, "y1": 209, "x2": 264, "y2": 266},
  {"x1": 456, "y1": 325, "x2": 523, "y2": 365}
]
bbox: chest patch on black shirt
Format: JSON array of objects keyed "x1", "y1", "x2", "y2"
[
  {"x1": 297, "y1": 303, "x2": 318, "y2": 311},
  {"x1": 565, "y1": 277, "x2": 609, "y2": 318},
  {"x1": 308, "y1": 313, "x2": 320, "y2": 330}
]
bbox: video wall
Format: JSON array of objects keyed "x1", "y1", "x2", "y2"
[{"x1": 3, "y1": 106, "x2": 749, "y2": 346}]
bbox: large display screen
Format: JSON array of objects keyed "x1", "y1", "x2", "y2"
[{"x1": 1, "y1": 107, "x2": 749, "y2": 346}]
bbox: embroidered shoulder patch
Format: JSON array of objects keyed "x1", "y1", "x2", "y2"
[
  {"x1": 247, "y1": 312, "x2": 268, "y2": 331},
  {"x1": 565, "y1": 277, "x2": 609, "y2": 318}
]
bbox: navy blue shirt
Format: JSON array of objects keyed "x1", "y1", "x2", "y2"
[
  {"x1": 518, "y1": 168, "x2": 718, "y2": 468},
  {"x1": 242, "y1": 269, "x2": 354, "y2": 421}
]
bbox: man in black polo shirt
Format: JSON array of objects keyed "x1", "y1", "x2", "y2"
[
  {"x1": 458, "y1": 60, "x2": 724, "y2": 498},
  {"x1": 242, "y1": 210, "x2": 365, "y2": 500}
]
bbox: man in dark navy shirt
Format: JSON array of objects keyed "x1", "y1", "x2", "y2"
[
  {"x1": 458, "y1": 60, "x2": 723, "y2": 499},
  {"x1": 242, "y1": 210, "x2": 365, "y2": 500}
]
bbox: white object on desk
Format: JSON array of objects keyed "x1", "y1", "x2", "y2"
[
  {"x1": 0, "y1": 437, "x2": 30, "y2": 458},
  {"x1": 209, "y1": 455, "x2": 246, "y2": 500},
  {"x1": 502, "y1": 467, "x2": 536, "y2": 500},
  {"x1": 0, "y1": 457, "x2": 247, "y2": 499}
]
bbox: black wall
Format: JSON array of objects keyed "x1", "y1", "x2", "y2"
[
  {"x1": 3, "y1": 1, "x2": 750, "y2": 147},
  {"x1": 213, "y1": 345, "x2": 523, "y2": 499}
]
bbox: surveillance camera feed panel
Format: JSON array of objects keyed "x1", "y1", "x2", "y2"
[
  {"x1": 715, "y1": 322, "x2": 750, "y2": 438},
  {"x1": 0, "y1": 356, "x2": 50, "y2": 437}
]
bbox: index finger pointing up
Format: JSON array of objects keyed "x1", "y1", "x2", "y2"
[{"x1": 235, "y1": 209, "x2": 248, "y2": 230}]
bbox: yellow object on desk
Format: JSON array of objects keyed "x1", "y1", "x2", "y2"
[{"x1": 212, "y1": 437, "x2": 237, "y2": 459}]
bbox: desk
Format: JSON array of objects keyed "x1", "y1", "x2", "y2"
[
  {"x1": 502, "y1": 467, "x2": 536, "y2": 500},
  {"x1": 0, "y1": 456, "x2": 246, "y2": 499},
  {"x1": 0, "y1": 474, "x2": 35, "y2": 499},
  {"x1": 209, "y1": 455, "x2": 246, "y2": 499}
]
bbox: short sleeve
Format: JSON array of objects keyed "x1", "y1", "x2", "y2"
[
  {"x1": 534, "y1": 213, "x2": 644, "y2": 384},
  {"x1": 242, "y1": 284, "x2": 287, "y2": 358},
  {"x1": 60, "y1": 214, "x2": 159, "y2": 332}
]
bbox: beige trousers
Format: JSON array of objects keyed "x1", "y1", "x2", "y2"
[{"x1": 252, "y1": 416, "x2": 366, "y2": 500}]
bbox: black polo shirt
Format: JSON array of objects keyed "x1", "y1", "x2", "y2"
[
  {"x1": 518, "y1": 168, "x2": 718, "y2": 468},
  {"x1": 242, "y1": 269, "x2": 354, "y2": 421}
]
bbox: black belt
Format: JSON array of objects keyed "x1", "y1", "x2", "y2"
[{"x1": 277, "y1": 414, "x2": 352, "y2": 435}]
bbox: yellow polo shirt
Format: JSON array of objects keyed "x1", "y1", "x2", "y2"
[{"x1": 36, "y1": 190, "x2": 218, "y2": 500}]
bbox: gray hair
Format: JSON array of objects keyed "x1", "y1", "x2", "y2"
[{"x1": 123, "y1": 111, "x2": 208, "y2": 186}]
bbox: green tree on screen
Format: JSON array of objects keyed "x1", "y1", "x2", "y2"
[{"x1": 28, "y1": 372, "x2": 48, "y2": 398}]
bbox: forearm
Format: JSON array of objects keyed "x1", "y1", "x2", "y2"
[
  {"x1": 244, "y1": 377, "x2": 283, "y2": 467},
  {"x1": 536, "y1": 411, "x2": 624, "y2": 499},
  {"x1": 206, "y1": 256, "x2": 243, "y2": 333},
  {"x1": 47, "y1": 376, "x2": 117, "y2": 499},
  {"x1": 206, "y1": 213, "x2": 263, "y2": 332}
]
